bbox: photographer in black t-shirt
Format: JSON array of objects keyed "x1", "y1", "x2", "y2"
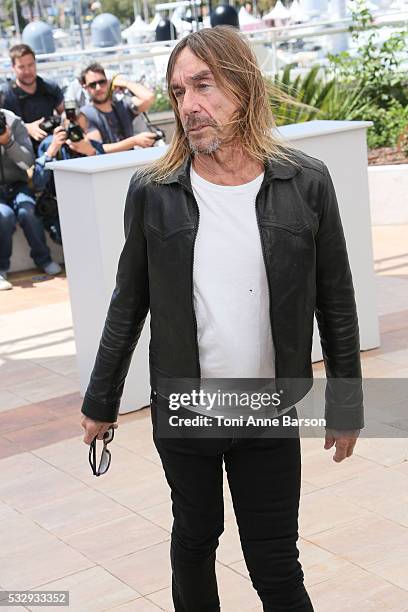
[{"x1": 1, "y1": 44, "x2": 64, "y2": 152}]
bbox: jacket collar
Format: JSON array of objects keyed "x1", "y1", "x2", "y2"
[{"x1": 160, "y1": 153, "x2": 300, "y2": 190}]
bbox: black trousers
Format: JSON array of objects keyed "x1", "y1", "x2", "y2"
[{"x1": 151, "y1": 403, "x2": 314, "y2": 612}]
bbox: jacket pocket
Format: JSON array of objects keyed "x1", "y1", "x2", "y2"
[
  {"x1": 146, "y1": 223, "x2": 196, "y2": 241},
  {"x1": 259, "y1": 220, "x2": 310, "y2": 235}
]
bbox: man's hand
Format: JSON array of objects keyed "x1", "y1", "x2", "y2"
[
  {"x1": 111, "y1": 74, "x2": 128, "y2": 90},
  {"x1": 46, "y1": 126, "x2": 67, "y2": 158},
  {"x1": 131, "y1": 132, "x2": 156, "y2": 148},
  {"x1": 0, "y1": 126, "x2": 11, "y2": 146},
  {"x1": 324, "y1": 429, "x2": 360, "y2": 462},
  {"x1": 26, "y1": 117, "x2": 48, "y2": 141},
  {"x1": 81, "y1": 415, "x2": 118, "y2": 445},
  {"x1": 67, "y1": 137, "x2": 96, "y2": 156}
]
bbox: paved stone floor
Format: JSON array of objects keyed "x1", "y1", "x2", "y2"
[{"x1": 0, "y1": 225, "x2": 407, "y2": 611}]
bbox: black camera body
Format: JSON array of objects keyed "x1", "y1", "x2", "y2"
[
  {"x1": 152, "y1": 126, "x2": 165, "y2": 142},
  {"x1": 66, "y1": 123, "x2": 84, "y2": 142},
  {"x1": 64, "y1": 100, "x2": 84, "y2": 142},
  {"x1": 39, "y1": 115, "x2": 61, "y2": 135}
]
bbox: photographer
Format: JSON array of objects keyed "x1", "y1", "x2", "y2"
[
  {"x1": 79, "y1": 63, "x2": 158, "y2": 153},
  {"x1": 1, "y1": 44, "x2": 64, "y2": 153},
  {"x1": 33, "y1": 105, "x2": 105, "y2": 245},
  {"x1": 0, "y1": 108, "x2": 61, "y2": 291}
]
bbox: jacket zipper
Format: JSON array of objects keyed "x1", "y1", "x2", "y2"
[
  {"x1": 191, "y1": 197, "x2": 201, "y2": 378},
  {"x1": 255, "y1": 190, "x2": 279, "y2": 382}
]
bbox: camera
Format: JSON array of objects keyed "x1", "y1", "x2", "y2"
[
  {"x1": 39, "y1": 115, "x2": 61, "y2": 135},
  {"x1": 151, "y1": 127, "x2": 165, "y2": 142},
  {"x1": 64, "y1": 100, "x2": 84, "y2": 142}
]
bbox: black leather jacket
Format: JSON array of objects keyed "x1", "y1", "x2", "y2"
[{"x1": 81, "y1": 149, "x2": 364, "y2": 430}]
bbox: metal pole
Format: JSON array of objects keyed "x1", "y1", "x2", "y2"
[
  {"x1": 76, "y1": 0, "x2": 85, "y2": 49},
  {"x1": 12, "y1": 0, "x2": 21, "y2": 38},
  {"x1": 143, "y1": 0, "x2": 149, "y2": 23}
]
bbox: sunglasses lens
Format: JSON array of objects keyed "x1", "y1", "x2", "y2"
[
  {"x1": 89, "y1": 79, "x2": 106, "y2": 89},
  {"x1": 104, "y1": 428, "x2": 114, "y2": 443},
  {"x1": 98, "y1": 449, "x2": 111, "y2": 474}
]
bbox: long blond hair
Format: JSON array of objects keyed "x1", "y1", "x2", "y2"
[{"x1": 142, "y1": 26, "x2": 301, "y2": 182}]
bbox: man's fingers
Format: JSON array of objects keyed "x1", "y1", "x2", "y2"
[
  {"x1": 80, "y1": 416, "x2": 118, "y2": 445},
  {"x1": 324, "y1": 436, "x2": 335, "y2": 449},
  {"x1": 346, "y1": 438, "x2": 357, "y2": 457},
  {"x1": 333, "y1": 439, "x2": 349, "y2": 462}
]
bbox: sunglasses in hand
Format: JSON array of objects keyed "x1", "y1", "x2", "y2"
[{"x1": 88, "y1": 426, "x2": 115, "y2": 476}]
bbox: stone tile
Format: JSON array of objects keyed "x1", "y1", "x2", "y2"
[
  {"x1": 0, "y1": 389, "x2": 31, "y2": 413},
  {"x1": 3, "y1": 416, "x2": 81, "y2": 451},
  {"x1": 0, "y1": 359, "x2": 54, "y2": 388},
  {"x1": 0, "y1": 436, "x2": 26, "y2": 459},
  {"x1": 309, "y1": 516, "x2": 408, "y2": 569},
  {"x1": 138, "y1": 501, "x2": 173, "y2": 532},
  {"x1": 379, "y1": 309, "x2": 408, "y2": 335},
  {"x1": 300, "y1": 479, "x2": 321, "y2": 494},
  {"x1": 0, "y1": 403, "x2": 58, "y2": 434},
  {"x1": 299, "y1": 487, "x2": 372, "y2": 537},
  {"x1": 301, "y1": 450, "x2": 378, "y2": 488},
  {"x1": 0, "y1": 515, "x2": 92, "y2": 590},
  {"x1": 64, "y1": 513, "x2": 170, "y2": 562},
  {"x1": 321, "y1": 465, "x2": 408, "y2": 526},
  {"x1": 361, "y1": 357, "x2": 404, "y2": 378},
  {"x1": 103, "y1": 541, "x2": 171, "y2": 595},
  {"x1": 215, "y1": 562, "x2": 260, "y2": 611},
  {"x1": 354, "y1": 437, "x2": 408, "y2": 467},
  {"x1": 25, "y1": 487, "x2": 133, "y2": 537},
  {"x1": 367, "y1": 548, "x2": 408, "y2": 591},
  {"x1": 148, "y1": 562, "x2": 260, "y2": 611},
  {"x1": 0, "y1": 467, "x2": 84, "y2": 513},
  {"x1": 144, "y1": 588, "x2": 173, "y2": 611},
  {"x1": 228, "y1": 559, "x2": 250, "y2": 580},
  {"x1": 0, "y1": 451, "x2": 55, "y2": 481},
  {"x1": 26, "y1": 566, "x2": 140, "y2": 612},
  {"x1": 378, "y1": 347, "x2": 408, "y2": 369},
  {"x1": 6, "y1": 374, "x2": 79, "y2": 404},
  {"x1": 297, "y1": 539, "x2": 365, "y2": 590},
  {"x1": 29, "y1": 354, "x2": 79, "y2": 377},
  {"x1": 107, "y1": 599, "x2": 163, "y2": 611},
  {"x1": 100, "y1": 471, "x2": 171, "y2": 513},
  {"x1": 217, "y1": 519, "x2": 244, "y2": 566},
  {"x1": 308, "y1": 563, "x2": 408, "y2": 612}
]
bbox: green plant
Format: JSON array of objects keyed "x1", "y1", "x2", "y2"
[
  {"x1": 358, "y1": 100, "x2": 408, "y2": 149},
  {"x1": 269, "y1": 64, "x2": 376, "y2": 126},
  {"x1": 149, "y1": 88, "x2": 172, "y2": 114},
  {"x1": 327, "y1": 0, "x2": 408, "y2": 109}
]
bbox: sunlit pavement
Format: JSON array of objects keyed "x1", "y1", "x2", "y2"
[{"x1": 0, "y1": 225, "x2": 407, "y2": 611}]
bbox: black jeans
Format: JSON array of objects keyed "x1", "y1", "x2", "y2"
[{"x1": 151, "y1": 402, "x2": 314, "y2": 612}]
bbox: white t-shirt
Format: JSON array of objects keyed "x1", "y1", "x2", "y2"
[{"x1": 190, "y1": 166, "x2": 276, "y2": 379}]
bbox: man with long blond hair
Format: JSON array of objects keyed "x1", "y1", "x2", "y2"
[{"x1": 81, "y1": 26, "x2": 363, "y2": 611}]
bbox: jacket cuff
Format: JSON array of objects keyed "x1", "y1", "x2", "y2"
[
  {"x1": 81, "y1": 393, "x2": 120, "y2": 423},
  {"x1": 325, "y1": 407, "x2": 364, "y2": 430}
]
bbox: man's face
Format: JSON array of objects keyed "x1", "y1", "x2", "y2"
[
  {"x1": 170, "y1": 48, "x2": 238, "y2": 154},
  {"x1": 13, "y1": 54, "x2": 37, "y2": 87},
  {"x1": 83, "y1": 71, "x2": 109, "y2": 104}
]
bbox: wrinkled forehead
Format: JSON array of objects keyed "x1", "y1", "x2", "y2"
[{"x1": 170, "y1": 48, "x2": 214, "y2": 88}]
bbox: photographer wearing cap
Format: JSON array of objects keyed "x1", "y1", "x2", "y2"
[
  {"x1": 79, "y1": 63, "x2": 158, "y2": 153},
  {"x1": 0, "y1": 107, "x2": 61, "y2": 291},
  {"x1": 1, "y1": 44, "x2": 64, "y2": 153},
  {"x1": 33, "y1": 103, "x2": 105, "y2": 245}
]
